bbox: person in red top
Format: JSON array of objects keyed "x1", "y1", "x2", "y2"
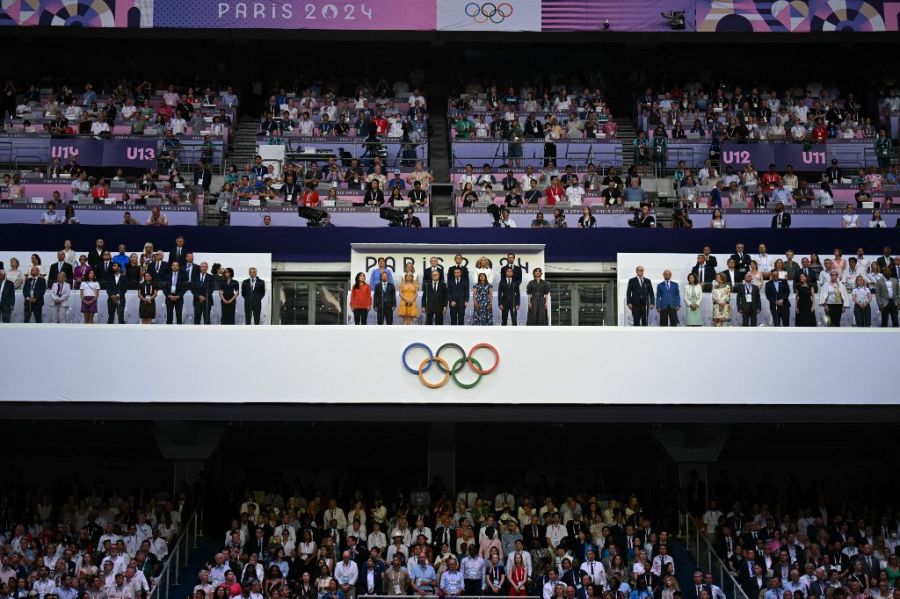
[
  {"x1": 760, "y1": 164, "x2": 782, "y2": 193},
  {"x1": 300, "y1": 181, "x2": 319, "y2": 207},
  {"x1": 544, "y1": 175, "x2": 565, "y2": 206},
  {"x1": 91, "y1": 177, "x2": 109, "y2": 203},
  {"x1": 350, "y1": 272, "x2": 372, "y2": 325},
  {"x1": 373, "y1": 114, "x2": 389, "y2": 135},
  {"x1": 811, "y1": 118, "x2": 828, "y2": 143}
]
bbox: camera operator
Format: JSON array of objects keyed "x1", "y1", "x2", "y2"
[
  {"x1": 403, "y1": 206, "x2": 422, "y2": 228},
  {"x1": 629, "y1": 205, "x2": 656, "y2": 228},
  {"x1": 672, "y1": 208, "x2": 693, "y2": 229}
]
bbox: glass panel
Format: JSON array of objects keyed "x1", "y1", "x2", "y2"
[
  {"x1": 279, "y1": 282, "x2": 310, "y2": 325},
  {"x1": 548, "y1": 282, "x2": 573, "y2": 326},
  {"x1": 315, "y1": 282, "x2": 348, "y2": 325},
  {"x1": 577, "y1": 283, "x2": 609, "y2": 326}
]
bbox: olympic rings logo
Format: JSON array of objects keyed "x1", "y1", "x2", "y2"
[
  {"x1": 464, "y1": 2, "x2": 514, "y2": 24},
  {"x1": 402, "y1": 342, "x2": 500, "y2": 389}
]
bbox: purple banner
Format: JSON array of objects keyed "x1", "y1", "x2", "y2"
[
  {"x1": 688, "y1": 208, "x2": 900, "y2": 229},
  {"x1": 457, "y1": 207, "x2": 644, "y2": 228},
  {"x1": 0, "y1": 204, "x2": 198, "y2": 226},
  {"x1": 49, "y1": 138, "x2": 158, "y2": 168},
  {"x1": 154, "y1": 0, "x2": 436, "y2": 29},
  {"x1": 452, "y1": 140, "x2": 621, "y2": 168},
  {"x1": 697, "y1": 0, "x2": 900, "y2": 32},
  {"x1": 720, "y1": 143, "x2": 829, "y2": 172}
]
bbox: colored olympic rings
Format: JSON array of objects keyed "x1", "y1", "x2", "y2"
[
  {"x1": 464, "y1": 2, "x2": 514, "y2": 24},
  {"x1": 402, "y1": 342, "x2": 500, "y2": 389}
]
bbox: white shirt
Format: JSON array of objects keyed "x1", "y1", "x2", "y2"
[
  {"x1": 579, "y1": 560, "x2": 607, "y2": 587},
  {"x1": 500, "y1": 217, "x2": 517, "y2": 228},
  {"x1": 299, "y1": 119, "x2": 315, "y2": 136},
  {"x1": 842, "y1": 214, "x2": 859, "y2": 228},
  {"x1": 565, "y1": 185, "x2": 585, "y2": 206},
  {"x1": 334, "y1": 560, "x2": 359, "y2": 586},
  {"x1": 41, "y1": 210, "x2": 62, "y2": 224},
  {"x1": 755, "y1": 253, "x2": 774, "y2": 273},
  {"x1": 91, "y1": 121, "x2": 110, "y2": 135},
  {"x1": 170, "y1": 117, "x2": 187, "y2": 135},
  {"x1": 458, "y1": 174, "x2": 477, "y2": 190}
]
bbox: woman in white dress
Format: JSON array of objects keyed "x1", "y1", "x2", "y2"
[
  {"x1": 80, "y1": 269, "x2": 101, "y2": 324},
  {"x1": 474, "y1": 256, "x2": 494, "y2": 285}
]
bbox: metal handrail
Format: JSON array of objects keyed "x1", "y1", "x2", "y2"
[
  {"x1": 149, "y1": 509, "x2": 202, "y2": 599},
  {"x1": 680, "y1": 512, "x2": 750, "y2": 599}
]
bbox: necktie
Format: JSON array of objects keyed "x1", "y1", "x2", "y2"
[
  {"x1": 699, "y1": 268, "x2": 704, "y2": 283},
  {"x1": 667, "y1": 281, "x2": 670, "y2": 290},
  {"x1": 382, "y1": 283, "x2": 386, "y2": 292},
  {"x1": 507, "y1": 279, "x2": 511, "y2": 285},
  {"x1": 433, "y1": 282, "x2": 437, "y2": 292},
  {"x1": 57, "y1": 283, "x2": 62, "y2": 295}
]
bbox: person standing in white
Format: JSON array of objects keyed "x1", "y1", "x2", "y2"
[
  {"x1": 49, "y1": 272, "x2": 71, "y2": 323},
  {"x1": 334, "y1": 551, "x2": 359, "y2": 599}
]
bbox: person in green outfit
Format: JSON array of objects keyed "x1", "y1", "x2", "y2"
[
  {"x1": 456, "y1": 112, "x2": 474, "y2": 139},
  {"x1": 875, "y1": 128, "x2": 892, "y2": 174}
]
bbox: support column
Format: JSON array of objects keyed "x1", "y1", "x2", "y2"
[
  {"x1": 151, "y1": 422, "x2": 227, "y2": 495},
  {"x1": 653, "y1": 426, "x2": 730, "y2": 514},
  {"x1": 427, "y1": 422, "x2": 456, "y2": 496}
]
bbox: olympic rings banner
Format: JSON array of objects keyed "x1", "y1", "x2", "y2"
[
  {"x1": 437, "y1": 0, "x2": 541, "y2": 31},
  {"x1": 402, "y1": 342, "x2": 500, "y2": 389}
]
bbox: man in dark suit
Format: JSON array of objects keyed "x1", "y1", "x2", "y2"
[
  {"x1": 48, "y1": 251, "x2": 74, "y2": 284},
  {"x1": 794, "y1": 257, "x2": 818, "y2": 292},
  {"x1": 105, "y1": 263, "x2": 129, "y2": 324},
  {"x1": 356, "y1": 559, "x2": 383, "y2": 596},
  {"x1": 655, "y1": 270, "x2": 680, "y2": 326},
  {"x1": 522, "y1": 516, "x2": 545, "y2": 549},
  {"x1": 149, "y1": 252, "x2": 169, "y2": 282},
  {"x1": 876, "y1": 247, "x2": 893, "y2": 271},
  {"x1": 0, "y1": 271, "x2": 14, "y2": 323},
  {"x1": 687, "y1": 571, "x2": 710, "y2": 599},
  {"x1": 824, "y1": 159, "x2": 841, "y2": 184},
  {"x1": 164, "y1": 262, "x2": 187, "y2": 324},
  {"x1": 96, "y1": 251, "x2": 115, "y2": 282},
  {"x1": 504, "y1": 253, "x2": 523, "y2": 284},
  {"x1": 193, "y1": 262, "x2": 214, "y2": 325},
  {"x1": 626, "y1": 265, "x2": 654, "y2": 326},
  {"x1": 87, "y1": 239, "x2": 106, "y2": 271},
  {"x1": 193, "y1": 161, "x2": 212, "y2": 193},
  {"x1": 497, "y1": 267, "x2": 520, "y2": 326},
  {"x1": 691, "y1": 255, "x2": 717, "y2": 292},
  {"x1": 422, "y1": 269, "x2": 448, "y2": 325},
  {"x1": 765, "y1": 274, "x2": 791, "y2": 326},
  {"x1": 729, "y1": 243, "x2": 752, "y2": 279},
  {"x1": 22, "y1": 267, "x2": 46, "y2": 323},
  {"x1": 372, "y1": 271, "x2": 395, "y2": 325},
  {"x1": 771, "y1": 202, "x2": 791, "y2": 228},
  {"x1": 736, "y1": 272, "x2": 761, "y2": 327},
  {"x1": 446, "y1": 254, "x2": 470, "y2": 287},
  {"x1": 169, "y1": 236, "x2": 189, "y2": 267},
  {"x1": 423, "y1": 256, "x2": 444, "y2": 285},
  {"x1": 446, "y1": 266, "x2": 468, "y2": 325},
  {"x1": 241, "y1": 267, "x2": 265, "y2": 325},
  {"x1": 181, "y1": 254, "x2": 199, "y2": 286}
]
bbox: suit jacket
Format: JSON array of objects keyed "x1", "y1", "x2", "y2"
[
  {"x1": 522, "y1": 523, "x2": 545, "y2": 547},
  {"x1": 729, "y1": 253, "x2": 753, "y2": 279},
  {"x1": 193, "y1": 272, "x2": 215, "y2": 300},
  {"x1": 765, "y1": 278, "x2": 791, "y2": 307},
  {"x1": 168, "y1": 246, "x2": 190, "y2": 266},
  {"x1": 771, "y1": 212, "x2": 791, "y2": 228},
  {"x1": 626, "y1": 276, "x2": 654, "y2": 306},
  {"x1": 372, "y1": 281, "x2": 396, "y2": 310},
  {"x1": 423, "y1": 266, "x2": 444, "y2": 284},
  {"x1": 445, "y1": 265, "x2": 470, "y2": 289},
  {"x1": 0, "y1": 279, "x2": 15, "y2": 308},
  {"x1": 149, "y1": 260, "x2": 170, "y2": 282},
  {"x1": 736, "y1": 283, "x2": 761, "y2": 313},
  {"x1": 194, "y1": 168, "x2": 212, "y2": 191},
  {"x1": 703, "y1": 255, "x2": 718, "y2": 269},
  {"x1": 422, "y1": 279, "x2": 448, "y2": 311},
  {"x1": 49, "y1": 280, "x2": 71, "y2": 304},
  {"x1": 446, "y1": 275, "x2": 469, "y2": 304},
  {"x1": 497, "y1": 277, "x2": 520, "y2": 307},
  {"x1": 505, "y1": 264, "x2": 523, "y2": 284},
  {"x1": 656, "y1": 280, "x2": 680, "y2": 309},
  {"x1": 875, "y1": 277, "x2": 900, "y2": 309},
  {"x1": 23, "y1": 277, "x2": 46, "y2": 306},
  {"x1": 356, "y1": 569, "x2": 383, "y2": 595},
  {"x1": 181, "y1": 263, "x2": 200, "y2": 285},
  {"x1": 432, "y1": 526, "x2": 454, "y2": 550},
  {"x1": 105, "y1": 274, "x2": 129, "y2": 298},
  {"x1": 876, "y1": 255, "x2": 894, "y2": 271},
  {"x1": 690, "y1": 263, "x2": 717, "y2": 291},
  {"x1": 719, "y1": 269, "x2": 739, "y2": 288},
  {"x1": 48, "y1": 262, "x2": 74, "y2": 284},
  {"x1": 686, "y1": 583, "x2": 710, "y2": 599},
  {"x1": 96, "y1": 260, "x2": 115, "y2": 282},
  {"x1": 87, "y1": 248, "x2": 106, "y2": 270},
  {"x1": 163, "y1": 272, "x2": 188, "y2": 298},
  {"x1": 241, "y1": 278, "x2": 266, "y2": 307}
]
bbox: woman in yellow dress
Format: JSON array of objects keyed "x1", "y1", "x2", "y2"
[{"x1": 397, "y1": 272, "x2": 419, "y2": 325}]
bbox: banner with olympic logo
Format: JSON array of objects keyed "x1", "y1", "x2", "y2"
[
  {"x1": 437, "y1": 0, "x2": 541, "y2": 30},
  {"x1": 402, "y1": 342, "x2": 500, "y2": 389}
]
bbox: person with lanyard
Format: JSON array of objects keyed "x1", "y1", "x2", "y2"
[
  {"x1": 851, "y1": 275, "x2": 873, "y2": 328},
  {"x1": 440, "y1": 557, "x2": 465, "y2": 597},
  {"x1": 410, "y1": 554, "x2": 436, "y2": 597},
  {"x1": 461, "y1": 545, "x2": 485, "y2": 595}
]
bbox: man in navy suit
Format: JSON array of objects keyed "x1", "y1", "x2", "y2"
[
  {"x1": 423, "y1": 256, "x2": 444, "y2": 286},
  {"x1": 626, "y1": 265, "x2": 654, "y2": 326},
  {"x1": 422, "y1": 269, "x2": 448, "y2": 325},
  {"x1": 181, "y1": 253, "x2": 200, "y2": 285},
  {"x1": 446, "y1": 254, "x2": 470, "y2": 288},
  {"x1": 164, "y1": 261, "x2": 187, "y2": 324},
  {"x1": 446, "y1": 266, "x2": 469, "y2": 325},
  {"x1": 193, "y1": 262, "x2": 214, "y2": 325},
  {"x1": 169, "y1": 236, "x2": 189, "y2": 266},
  {"x1": 372, "y1": 271, "x2": 395, "y2": 325},
  {"x1": 48, "y1": 251, "x2": 74, "y2": 284},
  {"x1": 690, "y1": 255, "x2": 717, "y2": 292},
  {"x1": 736, "y1": 272, "x2": 761, "y2": 327},
  {"x1": 504, "y1": 252, "x2": 523, "y2": 284},
  {"x1": 105, "y1": 263, "x2": 129, "y2": 324},
  {"x1": 655, "y1": 270, "x2": 680, "y2": 326},
  {"x1": 96, "y1": 250, "x2": 115, "y2": 282},
  {"x1": 765, "y1": 273, "x2": 791, "y2": 326},
  {"x1": 497, "y1": 267, "x2": 520, "y2": 326},
  {"x1": 22, "y1": 267, "x2": 46, "y2": 323}
]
